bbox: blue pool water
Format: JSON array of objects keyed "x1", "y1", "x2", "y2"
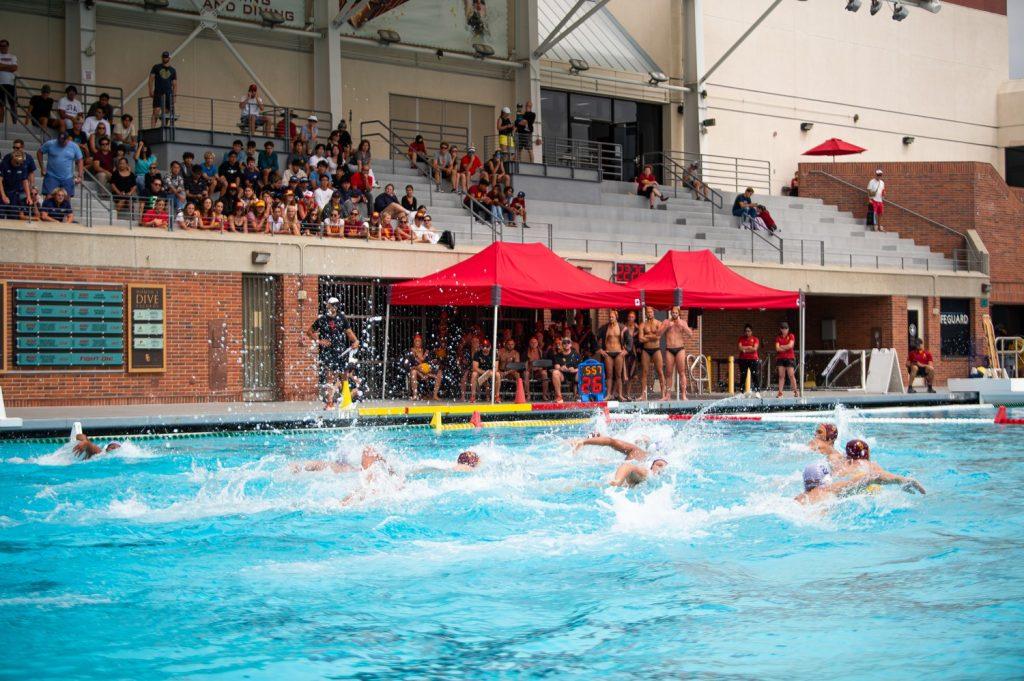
[{"x1": 1, "y1": 411, "x2": 1023, "y2": 678}]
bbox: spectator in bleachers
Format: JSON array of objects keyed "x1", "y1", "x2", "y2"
[
  {"x1": 432, "y1": 141, "x2": 455, "y2": 192},
  {"x1": 282, "y1": 203, "x2": 302, "y2": 235},
  {"x1": 455, "y1": 146, "x2": 482, "y2": 195},
  {"x1": 143, "y1": 164, "x2": 165, "y2": 199},
  {"x1": 309, "y1": 144, "x2": 331, "y2": 174},
  {"x1": 337, "y1": 119, "x2": 352, "y2": 149},
  {"x1": 373, "y1": 183, "x2": 407, "y2": 223},
  {"x1": 90, "y1": 136, "x2": 115, "y2": 186},
  {"x1": 515, "y1": 101, "x2": 536, "y2": 163},
  {"x1": 37, "y1": 132, "x2": 83, "y2": 197},
  {"x1": 636, "y1": 164, "x2": 669, "y2": 209},
  {"x1": 267, "y1": 203, "x2": 287, "y2": 235},
  {"x1": 483, "y1": 150, "x2": 508, "y2": 190},
  {"x1": 133, "y1": 142, "x2": 157, "y2": 192},
  {"x1": 300, "y1": 115, "x2": 319, "y2": 144},
  {"x1": 0, "y1": 149, "x2": 32, "y2": 219},
  {"x1": 400, "y1": 184, "x2": 419, "y2": 214},
  {"x1": 68, "y1": 115, "x2": 89, "y2": 160},
  {"x1": 218, "y1": 147, "x2": 243, "y2": 189},
  {"x1": 275, "y1": 111, "x2": 298, "y2": 141},
  {"x1": 211, "y1": 200, "x2": 229, "y2": 231},
  {"x1": 88, "y1": 92, "x2": 114, "y2": 125},
  {"x1": 198, "y1": 151, "x2": 217, "y2": 180},
  {"x1": 242, "y1": 155, "x2": 260, "y2": 187},
  {"x1": 337, "y1": 179, "x2": 367, "y2": 219},
  {"x1": 0, "y1": 38, "x2": 18, "y2": 125},
  {"x1": 175, "y1": 201, "x2": 200, "y2": 230},
  {"x1": 509, "y1": 190, "x2": 527, "y2": 228},
  {"x1": 282, "y1": 157, "x2": 306, "y2": 185},
  {"x1": 366, "y1": 211, "x2": 388, "y2": 240},
  {"x1": 867, "y1": 169, "x2": 885, "y2": 232},
  {"x1": 394, "y1": 212, "x2": 413, "y2": 241},
  {"x1": 753, "y1": 203, "x2": 779, "y2": 234},
  {"x1": 313, "y1": 174, "x2": 334, "y2": 212},
  {"x1": 197, "y1": 196, "x2": 214, "y2": 228},
  {"x1": 40, "y1": 187, "x2": 74, "y2": 223},
  {"x1": 27, "y1": 84, "x2": 54, "y2": 130},
  {"x1": 228, "y1": 201, "x2": 248, "y2": 233},
  {"x1": 322, "y1": 207, "x2": 343, "y2": 237},
  {"x1": 789, "y1": 171, "x2": 799, "y2": 197},
  {"x1": 497, "y1": 106, "x2": 516, "y2": 156},
  {"x1": 110, "y1": 157, "x2": 137, "y2": 212},
  {"x1": 248, "y1": 200, "x2": 269, "y2": 233},
  {"x1": 56, "y1": 86, "x2": 84, "y2": 134},
  {"x1": 487, "y1": 182, "x2": 506, "y2": 224},
  {"x1": 410, "y1": 212, "x2": 440, "y2": 245},
  {"x1": 343, "y1": 208, "x2": 365, "y2": 238},
  {"x1": 149, "y1": 50, "x2": 177, "y2": 127},
  {"x1": 141, "y1": 198, "x2": 170, "y2": 230},
  {"x1": 239, "y1": 84, "x2": 267, "y2": 136},
  {"x1": 465, "y1": 176, "x2": 490, "y2": 222},
  {"x1": 185, "y1": 164, "x2": 209, "y2": 205},
  {"x1": 258, "y1": 141, "x2": 278, "y2": 185},
  {"x1": 220, "y1": 183, "x2": 240, "y2": 214},
  {"x1": 308, "y1": 159, "x2": 330, "y2": 187},
  {"x1": 407, "y1": 134, "x2": 427, "y2": 169},
  {"x1": 113, "y1": 114, "x2": 137, "y2": 154},
  {"x1": 732, "y1": 187, "x2": 757, "y2": 227},
  {"x1": 684, "y1": 162, "x2": 709, "y2": 202},
  {"x1": 549, "y1": 337, "x2": 581, "y2": 404}
]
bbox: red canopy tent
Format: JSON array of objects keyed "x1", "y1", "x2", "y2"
[
  {"x1": 628, "y1": 249, "x2": 806, "y2": 395},
  {"x1": 802, "y1": 138, "x2": 867, "y2": 163},
  {"x1": 383, "y1": 242, "x2": 641, "y2": 400}
]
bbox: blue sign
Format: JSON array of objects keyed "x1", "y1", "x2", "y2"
[{"x1": 577, "y1": 359, "x2": 607, "y2": 403}]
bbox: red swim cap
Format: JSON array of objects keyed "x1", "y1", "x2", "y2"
[
  {"x1": 845, "y1": 439, "x2": 870, "y2": 460},
  {"x1": 821, "y1": 423, "x2": 838, "y2": 442}
]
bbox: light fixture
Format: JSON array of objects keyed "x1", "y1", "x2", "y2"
[
  {"x1": 568, "y1": 58, "x2": 590, "y2": 75},
  {"x1": 853, "y1": 113, "x2": 860, "y2": 123},
  {"x1": 845, "y1": 0, "x2": 862, "y2": 11},
  {"x1": 252, "y1": 251, "x2": 271, "y2": 265},
  {"x1": 917, "y1": 0, "x2": 942, "y2": 13},
  {"x1": 870, "y1": 0, "x2": 882, "y2": 15},
  {"x1": 902, "y1": 136, "x2": 915, "y2": 145},
  {"x1": 892, "y1": 2, "x2": 909, "y2": 20},
  {"x1": 800, "y1": 122, "x2": 814, "y2": 132},
  {"x1": 377, "y1": 28, "x2": 401, "y2": 45},
  {"x1": 701, "y1": 118, "x2": 716, "y2": 127},
  {"x1": 143, "y1": 0, "x2": 169, "y2": 8},
  {"x1": 648, "y1": 71, "x2": 669, "y2": 86},
  {"x1": 699, "y1": 88, "x2": 708, "y2": 99},
  {"x1": 260, "y1": 8, "x2": 286, "y2": 26},
  {"x1": 472, "y1": 43, "x2": 495, "y2": 58}
]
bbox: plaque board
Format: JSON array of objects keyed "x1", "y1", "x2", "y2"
[{"x1": 128, "y1": 285, "x2": 167, "y2": 373}]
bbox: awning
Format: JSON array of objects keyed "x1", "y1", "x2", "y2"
[
  {"x1": 629, "y1": 250, "x2": 800, "y2": 310},
  {"x1": 389, "y1": 242, "x2": 641, "y2": 309},
  {"x1": 538, "y1": 0, "x2": 663, "y2": 74}
]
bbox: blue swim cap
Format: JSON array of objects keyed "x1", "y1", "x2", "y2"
[{"x1": 802, "y1": 461, "x2": 832, "y2": 492}]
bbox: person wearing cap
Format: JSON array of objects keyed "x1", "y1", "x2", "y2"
[
  {"x1": 37, "y1": 131, "x2": 83, "y2": 197},
  {"x1": 275, "y1": 110, "x2": 299, "y2": 141},
  {"x1": 515, "y1": 100, "x2": 537, "y2": 163},
  {"x1": 27, "y1": 84, "x2": 54, "y2": 130},
  {"x1": 867, "y1": 169, "x2": 885, "y2": 232},
  {"x1": 797, "y1": 440, "x2": 925, "y2": 504},
  {"x1": 455, "y1": 146, "x2": 482, "y2": 195},
  {"x1": 72, "y1": 432, "x2": 122, "y2": 461},
  {"x1": 298, "y1": 114, "x2": 319, "y2": 145},
  {"x1": 0, "y1": 140, "x2": 34, "y2": 219},
  {"x1": 774, "y1": 320, "x2": 798, "y2": 398},
  {"x1": 336, "y1": 118, "x2": 352, "y2": 149},
  {"x1": 239, "y1": 84, "x2": 268, "y2": 136},
  {"x1": 246, "y1": 199, "x2": 269, "y2": 233},
  {"x1": 406, "y1": 134, "x2": 428, "y2": 170},
  {"x1": 496, "y1": 106, "x2": 516, "y2": 155},
  {"x1": 609, "y1": 459, "x2": 669, "y2": 488},
  {"x1": 906, "y1": 338, "x2": 936, "y2": 393},
  {"x1": 507, "y1": 189, "x2": 527, "y2": 228},
  {"x1": 0, "y1": 38, "x2": 17, "y2": 125},
  {"x1": 483, "y1": 150, "x2": 508, "y2": 190},
  {"x1": 809, "y1": 423, "x2": 841, "y2": 462},
  {"x1": 307, "y1": 296, "x2": 360, "y2": 408},
  {"x1": 149, "y1": 50, "x2": 177, "y2": 127},
  {"x1": 56, "y1": 85, "x2": 84, "y2": 133},
  {"x1": 470, "y1": 337, "x2": 499, "y2": 403},
  {"x1": 549, "y1": 336, "x2": 582, "y2": 404}
]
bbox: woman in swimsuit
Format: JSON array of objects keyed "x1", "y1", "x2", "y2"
[
  {"x1": 639, "y1": 306, "x2": 669, "y2": 401},
  {"x1": 408, "y1": 334, "x2": 441, "y2": 400},
  {"x1": 622, "y1": 310, "x2": 640, "y2": 399},
  {"x1": 525, "y1": 336, "x2": 550, "y2": 401},
  {"x1": 598, "y1": 310, "x2": 629, "y2": 401}
]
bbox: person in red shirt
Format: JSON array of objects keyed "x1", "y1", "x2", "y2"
[
  {"x1": 464, "y1": 178, "x2": 491, "y2": 222},
  {"x1": 774, "y1": 321, "x2": 798, "y2": 398},
  {"x1": 455, "y1": 147, "x2": 482, "y2": 195},
  {"x1": 736, "y1": 324, "x2": 760, "y2": 392},
  {"x1": 906, "y1": 338, "x2": 936, "y2": 393},
  {"x1": 406, "y1": 134, "x2": 427, "y2": 169},
  {"x1": 635, "y1": 163, "x2": 668, "y2": 209},
  {"x1": 343, "y1": 208, "x2": 366, "y2": 238}
]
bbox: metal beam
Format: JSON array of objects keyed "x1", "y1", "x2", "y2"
[
  {"x1": 696, "y1": 0, "x2": 783, "y2": 87},
  {"x1": 533, "y1": 0, "x2": 612, "y2": 59},
  {"x1": 532, "y1": 0, "x2": 588, "y2": 58},
  {"x1": 122, "y1": 21, "x2": 206, "y2": 105},
  {"x1": 211, "y1": 26, "x2": 280, "y2": 107}
]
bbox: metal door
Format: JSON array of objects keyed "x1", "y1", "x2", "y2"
[{"x1": 242, "y1": 274, "x2": 279, "y2": 401}]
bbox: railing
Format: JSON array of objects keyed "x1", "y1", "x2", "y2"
[
  {"x1": 995, "y1": 336, "x2": 1023, "y2": 378},
  {"x1": 359, "y1": 120, "x2": 434, "y2": 204},
  {"x1": 663, "y1": 150, "x2": 771, "y2": 194},
  {"x1": 388, "y1": 119, "x2": 469, "y2": 160},
  {"x1": 11, "y1": 76, "x2": 125, "y2": 125},
  {"x1": 641, "y1": 151, "x2": 724, "y2": 227},
  {"x1": 483, "y1": 134, "x2": 623, "y2": 181},
  {"x1": 137, "y1": 94, "x2": 332, "y2": 147},
  {"x1": 809, "y1": 170, "x2": 986, "y2": 273}
]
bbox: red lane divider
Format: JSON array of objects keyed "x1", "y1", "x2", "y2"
[
  {"x1": 531, "y1": 402, "x2": 608, "y2": 412},
  {"x1": 994, "y1": 406, "x2": 1024, "y2": 425}
]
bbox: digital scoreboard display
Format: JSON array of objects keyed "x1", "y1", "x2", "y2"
[
  {"x1": 613, "y1": 261, "x2": 646, "y2": 284},
  {"x1": 12, "y1": 285, "x2": 125, "y2": 369}
]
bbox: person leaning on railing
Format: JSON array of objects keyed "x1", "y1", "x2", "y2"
[
  {"x1": 39, "y1": 186, "x2": 73, "y2": 223},
  {"x1": 141, "y1": 197, "x2": 170, "y2": 230},
  {"x1": 0, "y1": 143, "x2": 34, "y2": 220}
]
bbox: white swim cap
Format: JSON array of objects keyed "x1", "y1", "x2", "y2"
[{"x1": 802, "y1": 461, "x2": 832, "y2": 492}]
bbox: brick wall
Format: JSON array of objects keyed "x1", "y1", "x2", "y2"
[
  {"x1": 277, "y1": 275, "x2": 320, "y2": 401},
  {"x1": 798, "y1": 161, "x2": 1019, "y2": 304},
  {"x1": 0, "y1": 264, "x2": 246, "y2": 406}
]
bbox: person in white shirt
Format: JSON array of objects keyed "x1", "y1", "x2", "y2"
[
  {"x1": 313, "y1": 175, "x2": 335, "y2": 211},
  {"x1": 409, "y1": 212, "x2": 441, "y2": 244},
  {"x1": 300, "y1": 114, "x2": 319, "y2": 143},
  {"x1": 56, "y1": 86, "x2": 84, "y2": 133},
  {"x1": 81, "y1": 113, "x2": 111, "y2": 153},
  {"x1": 238, "y1": 84, "x2": 267, "y2": 135},
  {"x1": 867, "y1": 168, "x2": 885, "y2": 232},
  {"x1": 0, "y1": 38, "x2": 18, "y2": 125}
]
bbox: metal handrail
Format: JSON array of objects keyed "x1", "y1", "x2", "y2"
[
  {"x1": 388, "y1": 119, "x2": 469, "y2": 159},
  {"x1": 484, "y1": 134, "x2": 623, "y2": 181},
  {"x1": 359, "y1": 120, "x2": 434, "y2": 204},
  {"x1": 663, "y1": 150, "x2": 771, "y2": 194},
  {"x1": 13, "y1": 75, "x2": 125, "y2": 120},
  {"x1": 462, "y1": 192, "x2": 503, "y2": 241},
  {"x1": 748, "y1": 224, "x2": 783, "y2": 264},
  {"x1": 641, "y1": 151, "x2": 724, "y2": 227}
]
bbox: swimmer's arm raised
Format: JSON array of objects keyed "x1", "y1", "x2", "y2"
[
  {"x1": 868, "y1": 470, "x2": 926, "y2": 494},
  {"x1": 571, "y1": 436, "x2": 633, "y2": 455},
  {"x1": 72, "y1": 434, "x2": 102, "y2": 459}
]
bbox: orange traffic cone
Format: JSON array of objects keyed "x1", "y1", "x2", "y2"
[
  {"x1": 514, "y1": 377, "x2": 527, "y2": 404},
  {"x1": 469, "y1": 411, "x2": 483, "y2": 428}
]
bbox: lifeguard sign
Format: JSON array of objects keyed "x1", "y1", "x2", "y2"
[{"x1": 577, "y1": 359, "x2": 607, "y2": 402}]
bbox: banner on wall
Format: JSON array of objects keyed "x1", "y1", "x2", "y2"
[
  {"x1": 336, "y1": 0, "x2": 510, "y2": 58},
  {"x1": 109, "y1": 0, "x2": 306, "y2": 28}
]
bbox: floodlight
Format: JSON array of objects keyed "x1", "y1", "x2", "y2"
[
  {"x1": 377, "y1": 29, "x2": 401, "y2": 44},
  {"x1": 473, "y1": 43, "x2": 495, "y2": 58},
  {"x1": 892, "y1": 2, "x2": 909, "y2": 20},
  {"x1": 648, "y1": 71, "x2": 669, "y2": 85},
  {"x1": 870, "y1": 0, "x2": 882, "y2": 15},
  {"x1": 845, "y1": 0, "x2": 862, "y2": 11},
  {"x1": 568, "y1": 58, "x2": 590, "y2": 75}
]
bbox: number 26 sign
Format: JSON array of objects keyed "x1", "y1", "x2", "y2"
[{"x1": 577, "y1": 359, "x2": 607, "y2": 402}]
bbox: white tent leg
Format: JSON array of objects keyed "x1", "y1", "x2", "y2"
[
  {"x1": 799, "y1": 292, "x2": 806, "y2": 398},
  {"x1": 491, "y1": 305, "x2": 499, "y2": 404},
  {"x1": 381, "y1": 303, "x2": 390, "y2": 401}
]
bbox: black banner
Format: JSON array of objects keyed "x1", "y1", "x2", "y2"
[{"x1": 128, "y1": 285, "x2": 166, "y2": 373}]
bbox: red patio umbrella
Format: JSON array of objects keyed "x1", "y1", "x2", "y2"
[{"x1": 802, "y1": 138, "x2": 866, "y2": 162}]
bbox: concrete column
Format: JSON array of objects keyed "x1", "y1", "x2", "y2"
[
  {"x1": 513, "y1": 0, "x2": 542, "y2": 159},
  {"x1": 64, "y1": 0, "x2": 97, "y2": 89},
  {"x1": 313, "y1": 0, "x2": 344, "y2": 124},
  {"x1": 681, "y1": 0, "x2": 705, "y2": 158}
]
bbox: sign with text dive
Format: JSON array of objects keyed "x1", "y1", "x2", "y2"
[
  {"x1": 128, "y1": 285, "x2": 166, "y2": 372},
  {"x1": 12, "y1": 285, "x2": 125, "y2": 369},
  {"x1": 0, "y1": 282, "x2": 6, "y2": 372}
]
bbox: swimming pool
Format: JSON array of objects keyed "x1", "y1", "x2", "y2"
[{"x1": 1, "y1": 412, "x2": 1022, "y2": 678}]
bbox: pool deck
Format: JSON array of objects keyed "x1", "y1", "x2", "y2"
[{"x1": 0, "y1": 389, "x2": 978, "y2": 437}]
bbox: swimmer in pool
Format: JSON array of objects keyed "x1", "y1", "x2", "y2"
[
  {"x1": 832, "y1": 439, "x2": 926, "y2": 494},
  {"x1": 293, "y1": 446, "x2": 392, "y2": 475},
  {"x1": 72, "y1": 433, "x2": 122, "y2": 460},
  {"x1": 571, "y1": 435, "x2": 648, "y2": 462},
  {"x1": 795, "y1": 458, "x2": 923, "y2": 504},
  {"x1": 609, "y1": 458, "x2": 668, "y2": 487},
  {"x1": 809, "y1": 423, "x2": 842, "y2": 466},
  {"x1": 408, "y1": 451, "x2": 482, "y2": 475}
]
